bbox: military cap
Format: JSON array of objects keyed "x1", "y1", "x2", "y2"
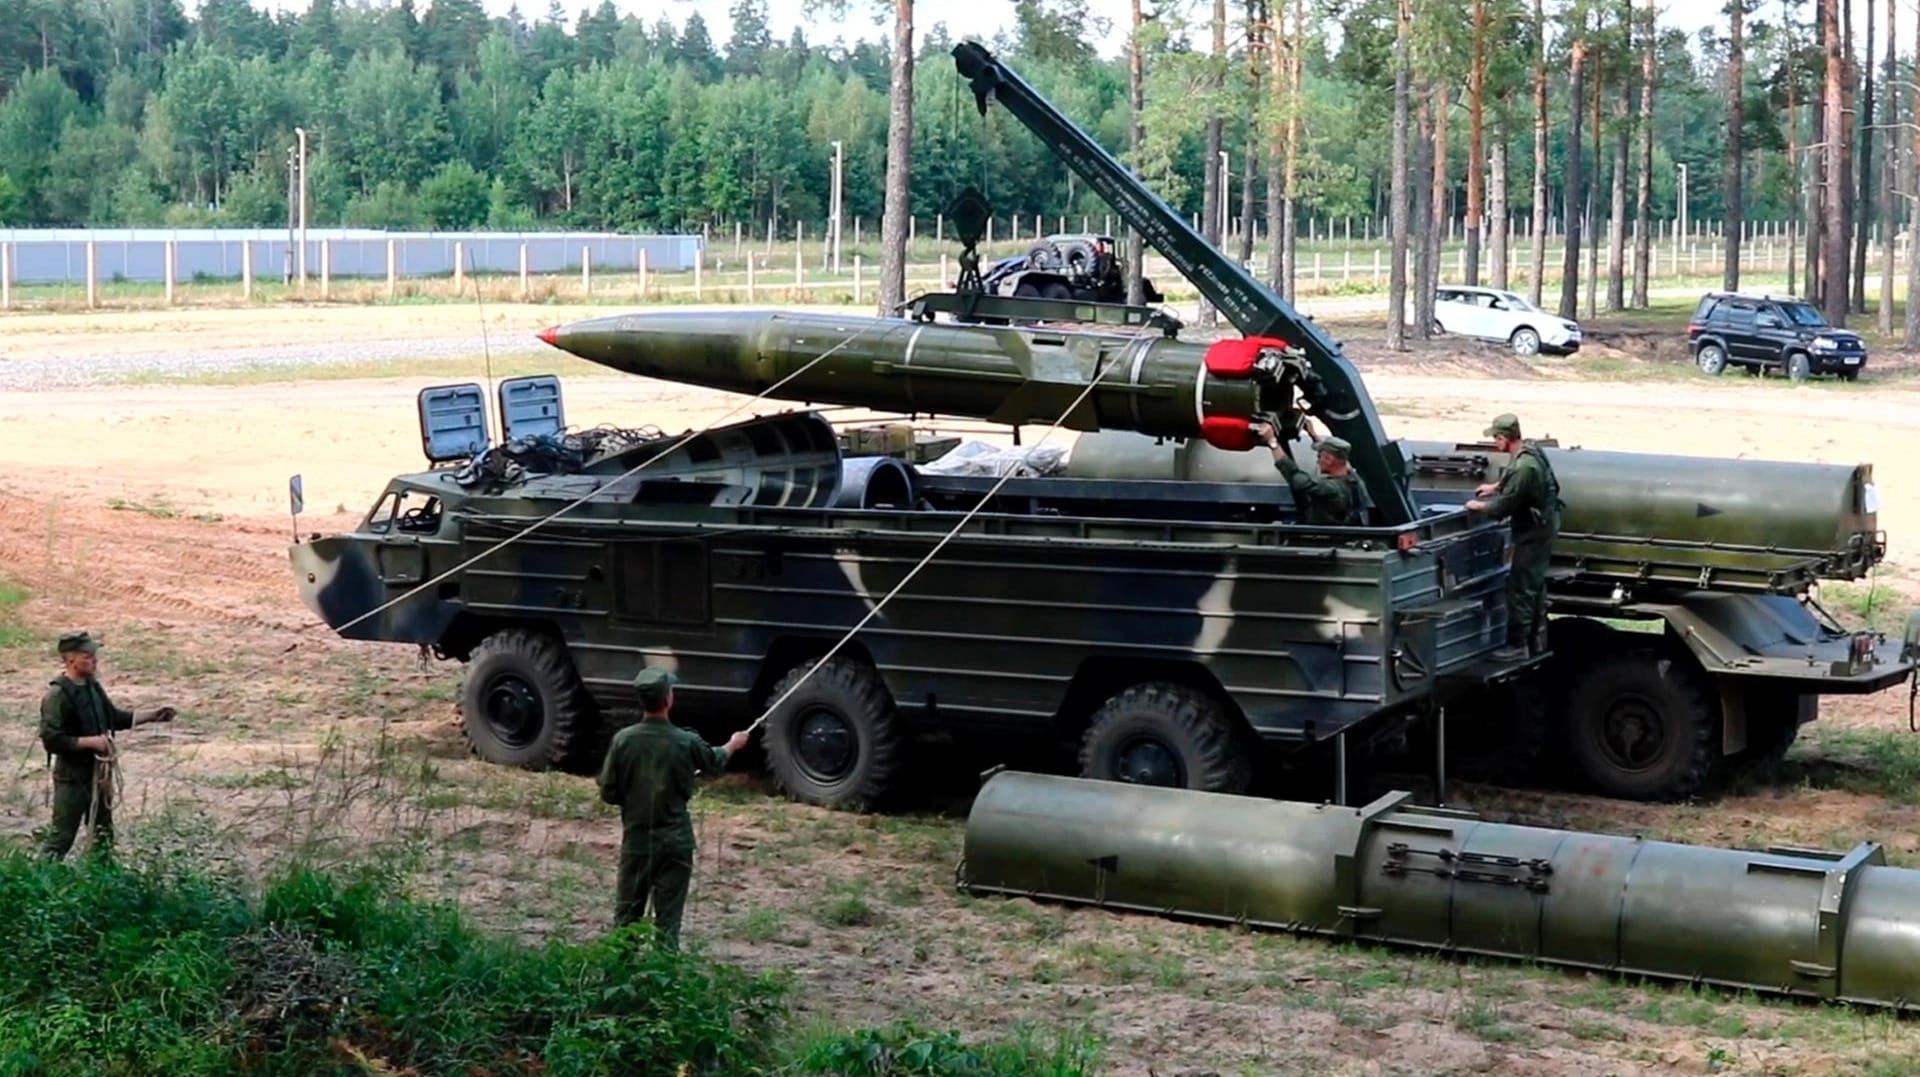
[
  {"x1": 56, "y1": 630, "x2": 99, "y2": 655},
  {"x1": 1484, "y1": 413, "x2": 1522, "y2": 438},
  {"x1": 1313, "y1": 435, "x2": 1352, "y2": 459},
  {"x1": 634, "y1": 666, "x2": 679, "y2": 705}
]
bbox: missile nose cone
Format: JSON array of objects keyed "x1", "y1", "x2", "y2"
[{"x1": 537, "y1": 324, "x2": 559, "y2": 347}]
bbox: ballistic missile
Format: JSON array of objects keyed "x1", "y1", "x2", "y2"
[
  {"x1": 961, "y1": 771, "x2": 1920, "y2": 1010},
  {"x1": 537, "y1": 310, "x2": 1304, "y2": 451},
  {"x1": 1065, "y1": 430, "x2": 1886, "y2": 590}
]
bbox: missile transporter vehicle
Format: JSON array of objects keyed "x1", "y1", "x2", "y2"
[{"x1": 1065, "y1": 429, "x2": 1920, "y2": 800}]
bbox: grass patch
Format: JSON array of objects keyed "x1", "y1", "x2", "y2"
[
  {"x1": 1790, "y1": 727, "x2": 1920, "y2": 804},
  {"x1": 819, "y1": 877, "x2": 878, "y2": 928},
  {"x1": 1816, "y1": 580, "x2": 1913, "y2": 635},
  {"x1": 105, "y1": 494, "x2": 223, "y2": 522},
  {"x1": 787, "y1": 1020, "x2": 1102, "y2": 1076},
  {"x1": 0, "y1": 575, "x2": 33, "y2": 650}
]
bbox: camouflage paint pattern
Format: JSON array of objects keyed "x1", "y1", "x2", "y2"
[
  {"x1": 959, "y1": 770, "x2": 1920, "y2": 1010},
  {"x1": 292, "y1": 411, "x2": 1515, "y2": 754}
]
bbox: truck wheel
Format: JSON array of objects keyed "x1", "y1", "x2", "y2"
[
  {"x1": 1787, "y1": 352, "x2": 1811, "y2": 382},
  {"x1": 460, "y1": 628, "x2": 596, "y2": 772},
  {"x1": 762, "y1": 658, "x2": 904, "y2": 811},
  {"x1": 1079, "y1": 683, "x2": 1253, "y2": 793},
  {"x1": 1695, "y1": 343, "x2": 1727, "y2": 375},
  {"x1": 1510, "y1": 327, "x2": 1541, "y2": 356},
  {"x1": 1564, "y1": 652, "x2": 1717, "y2": 801},
  {"x1": 1040, "y1": 282, "x2": 1073, "y2": 301}
]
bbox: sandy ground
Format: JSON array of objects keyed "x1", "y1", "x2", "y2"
[{"x1": 4, "y1": 305, "x2": 1920, "y2": 1074}]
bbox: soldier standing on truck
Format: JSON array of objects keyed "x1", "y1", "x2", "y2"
[
  {"x1": 37, "y1": 630, "x2": 175, "y2": 859},
  {"x1": 1466, "y1": 413, "x2": 1562, "y2": 660},
  {"x1": 1255, "y1": 422, "x2": 1362, "y2": 526},
  {"x1": 596, "y1": 667, "x2": 751, "y2": 949}
]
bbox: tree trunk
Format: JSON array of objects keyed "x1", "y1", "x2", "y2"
[
  {"x1": 1428, "y1": 76, "x2": 1448, "y2": 313},
  {"x1": 1725, "y1": 0, "x2": 1744, "y2": 291},
  {"x1": 1265, "y1": 0, "x2": 1285, "y2": 294},
  {"x1": 1787, "y1": 9, "x2": 1799, "y2": 298},
  {"x1": 1559, "y1": 37, "x2": 1588, "y2": 321},
  {"x1": 1283, "y1": 0, "x2": 1304, "y2": 296},
  {"x1": 1127, "y1": 0, "x2": 1146, "y2": 305},
  {"x1": 1851, "y1": 0, "x2": 1871, "y2": 313},
  {"x1": 1586, "y1": 66, "x2": 1601, "y2": 319},
  {"x1": 1822, "y1": 0, "x2": 1848, "y2": 323},
  {"x1": 1491, "y1": 112, "x2": 1511, "y2": 288},
  {"x1": 1199, "y1": 0, "x2": 1225, "y2": 325},
  {"x1": 1529, "y1": 0, "x2": 1549, "y2": 306},
  {"x1": 1608, "y1": 72, "x2": 1628, "y2": 310},
  {"x1": 1240, "y1": 0, "x2": 1262, "y2": 267},
  {"x1": 1465, "y1": 0, "x2": 1487, "y2": 285},
  {"x1": 1880, "y1": 0, "x2": 1896, "y2": 334},
  {"x1": 1631, "y1": 0, "x2": 1654, "y2": 306},
  {"x1": 876, "y1": 0, "x2": 913, "y2": 316},
  {"x1": 1907, "y1": 0, "x2": 1920, "y2": 346},
  {"x1": 1388, "y1": 0, "x2": 1411, "y2": 349},
  {"x1": 1415, "y1": 80, "x2": 1436, "y2": 339}
]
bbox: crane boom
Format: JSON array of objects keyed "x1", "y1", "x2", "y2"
[{"x1": 951, "y1": 41, "x2": 1419, "y2": 526}]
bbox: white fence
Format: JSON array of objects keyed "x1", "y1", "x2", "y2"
[{"x1": 0, "y1": 229, "x2": 702, "y2": 287}]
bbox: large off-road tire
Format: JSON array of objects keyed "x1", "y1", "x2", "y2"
[
  {"x1": 1564, "y1": 651, "x2": 1717, "y2": 801},
  {"x1": 762, "y1": 658, "x2": 904, "y2": 811},
  {"x1": 1695, "y1": 342, "x2": 1728, "y2": 376},
  {"x1": 1079, "y1": 682, "x2": 1254, "y2": 793},
  {"x1": 460, "y1": 628, "x2": 597, "y2": 772}
]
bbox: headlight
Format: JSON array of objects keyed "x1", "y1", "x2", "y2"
[
  {"x1": 1811, "y1": 338, "x2": 1836, "y2": 350},
  {"x1": 1562, "y1": 322, "x2": 1580, "y2": 333}
]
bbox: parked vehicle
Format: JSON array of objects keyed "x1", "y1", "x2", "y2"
[
  {"x1": 1433, "y1": 285, "x2": 1583, "y2": 356},
  {"x1": 1687, "y1": 291, "x2": 1868, "y2": 381}
]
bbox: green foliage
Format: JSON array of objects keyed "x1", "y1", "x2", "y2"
[
  {"x1": 0, "y1": 575, "x2": 32, "y2": 650},
  {"x1": 421, "y1": 159, "x2": 490, "y2": 229},
  {"x1": 789, "y1": 1021, "x2": 1103, "y2": 1077},
  {"x1": 0, "y1": 0, "x2": 1774, "y2": 231},
  {"x1": 0, "y1": 852, "x2": 785, "y2": 1075}
]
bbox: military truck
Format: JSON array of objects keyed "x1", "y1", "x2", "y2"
[
  {"x1": 979, "y1": 233, "x2": 1164, "y2": 304},
  {"x1": 292, "y1": 389, "x2": 1517, "y2": 809}
]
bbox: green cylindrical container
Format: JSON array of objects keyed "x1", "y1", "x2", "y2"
[{"x1": 959, "y1": 771, "x2": 1920, "y2": 1010}]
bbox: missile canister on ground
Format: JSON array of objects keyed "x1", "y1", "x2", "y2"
[
  {"x1": 1065, "y1": 430, "x2": 1885, "y2": 589},
  {"x1": 959, "y1": 771, "x2": 1920, "y2": 1009},
  {"x1": 538, "y1": 310, "x2": 1291, "y2": 451}
]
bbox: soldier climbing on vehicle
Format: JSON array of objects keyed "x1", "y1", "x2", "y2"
[
  {"x1": 1466, "y1": 413, "x2": 1563, "y2": 660},
  {"x1": 1256, "y1": 421, "x2": 1362, "y2": 526}
]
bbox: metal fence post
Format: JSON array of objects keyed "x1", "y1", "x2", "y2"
[
  {"x1": 164, "y1": 239, "x2": 176, "y2": 305},
  {"x1": 86, "y1": 240, "x2": 97, "y2": 308},
  {"x1": 1, "y1": 242, "x2": 10, "y2": 309},
  {"x1": 638, "y1": 248, "x2": 649, "y2": 300},
  {"x1": 454, "y1": 241, "x2": 465, "y2": 292},
  {"x1": 241, "y1": 242, "x2": 253, "y2": 300},
  {"x1": 320, "y1": 239, "x2": 331, "y2": 300},
  {"x1": 582, "y1": 245, "x2": 592, "y2": 296},
  {"x1": 386, "y1": 239, "x2": 397, "y2": 298},
  {"x1": 519, "y1": 243, "x2": 529, "y2": 299},
  {"x1": 853, "y1": 255, "x2": 862, "y2": 304}
]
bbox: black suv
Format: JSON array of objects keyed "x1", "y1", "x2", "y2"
[{"x1": 1687, "y1": 292, "x2": 1868, "y2": 381}]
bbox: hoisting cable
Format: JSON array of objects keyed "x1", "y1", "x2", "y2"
[
  {"x1": 737, "y1": 326, "x2": 1151, "y2": 738},
  {"x1": 321, "y1": 318, "x2": 898, "y2": 642}
]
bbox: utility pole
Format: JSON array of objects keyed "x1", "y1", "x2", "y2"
[
  {"x1": 295, "y1": 127, "x2": 309, "y2": 284},
  {"x1": 830, "y1": 139, "x2": 844, "y2": 274},
  {"x1": 1676, "y1": 162, "x2": 1688, "y2": 248},
  {"x1": 284, "y1": 143, "x2": 297, "y2": 285},
  {"x1": 1219, "y1": 150, "x2": 1231, "y2": 243}
]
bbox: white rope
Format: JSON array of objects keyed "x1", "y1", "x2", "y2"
[
  {"x1": 325, "y1": 319, "x2": 897, "y2": 640},
  {"x1": 740, "y1": 328, "x2": 1148, "y2": 736}
]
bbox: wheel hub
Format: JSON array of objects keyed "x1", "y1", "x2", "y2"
[
  {"x1": 483, "y1": 674, "x2": 542, "y2": 747},
  {"x1": 1597, "y1": 693, "x2": 1665, "y2": 772},
  {"x1": 795, "y1": 708, "x2": 856, "y2": 781},
  {"x1": 1115, "y1": 736, "x2": 1185, "y2": 787}
]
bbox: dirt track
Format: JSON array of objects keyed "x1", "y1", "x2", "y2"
[{"x1": 5, "y1": 305, "x2": 1920, "y2": 1075}]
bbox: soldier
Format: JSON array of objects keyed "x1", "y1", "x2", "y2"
[
  {"x1": 1256, "y1": 422, "x2": 1362, "y2": 526},
  {"x1": 38, "y1": 630, "x2": 175, "y2": 859},
  {"x1": 1466, "y1": 413, "x2": 1563, "y2": 660},
  {"x1": 596, "y1": 667, "x2": 750, "y2": 949}
]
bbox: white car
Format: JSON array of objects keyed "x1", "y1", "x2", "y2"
[{"x1": 1433, "y1": 286, "x2": 1583, "y2": 356}]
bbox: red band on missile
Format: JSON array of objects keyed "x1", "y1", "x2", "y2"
[
  {"x1": 1200, "y1": 416, "x2": 1258, "y2": 451},
  {"x1": 1203, "y1": 336, "x2": 1291, "y2": 379}
]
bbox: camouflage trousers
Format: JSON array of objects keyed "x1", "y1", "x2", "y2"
[
  {"x1": 616, "y1": 843, "x2": 694, "y2": 949},
  {"x1": 1507, "y1": 534, "x2": 1553, "y2": 653},
  {"x1": 39, "y1": 777, "x2": 113, "y2": 860}
]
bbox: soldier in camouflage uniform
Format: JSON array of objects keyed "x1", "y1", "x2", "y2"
[
  {"x1": 38, "y1": 630, "x2": 174, "y2": 859},
  {"x1": 1466, "y1": 414, "x2": 1563, "y2": 660},
  {"x1": 1256, "y1": 422, "x2": 1362, "y2": 526},
  {"x1": 596, "y1": 667, "x2": 750, "y2": 948}
]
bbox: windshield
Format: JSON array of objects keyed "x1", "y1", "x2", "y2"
[
  {"x1": 1781, "y1": 302, "x2": 1828, "y2": 327},
  {"x1": 1497, "y1": 292, "x2": 1536, "y2": 312}
]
